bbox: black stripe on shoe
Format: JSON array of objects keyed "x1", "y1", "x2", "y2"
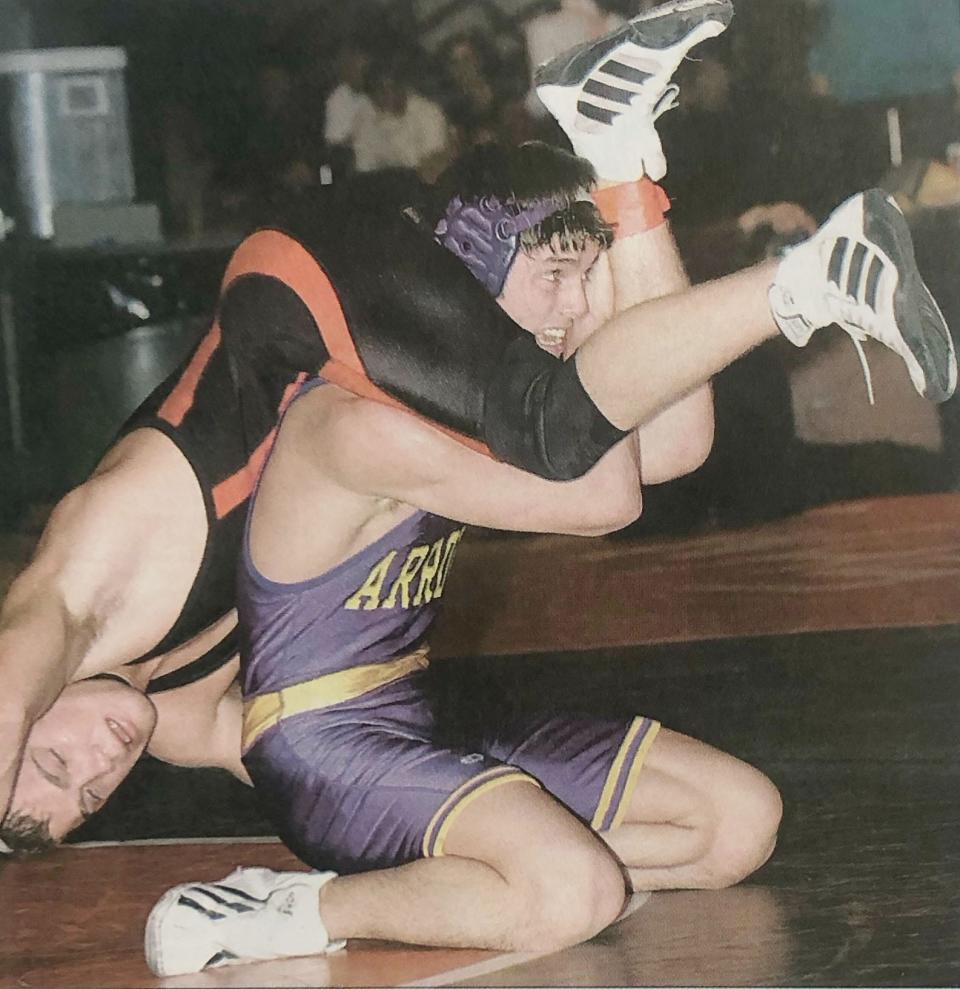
[
  {"x1": 211, "y1": 883, "x2": 265, "y2": 903},
  {"x1": 864, "y1": 256, "x2": 884, "y2": 311},
  {"x1": 583, "y1": 78, "x2": 636, "y2": 104},
  {"x1": 577, "y1": 100, "x2": 619, "y2": 125},
  {"x1": 205, "y1": 950, "x2": 238, "y2": 969},
  {"x1": 600, "y1": 60, "x2": 654, "y2": 86},
  {"x1": 178, "y1": 894, "x2": 226, "y2": 920},
  {"x1": 827, "y1": 238, "x2": 848, "y2": 289},
  {"x1": 197, "y1": 887, "x2": 256, "y2": 911},
  {"x1": 847, "y1": 242, "x2": 869, "y2": 302}
]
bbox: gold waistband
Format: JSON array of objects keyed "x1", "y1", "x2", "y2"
[{"x1": 242, "y1": 647, "x2": 430, "y2": 753}]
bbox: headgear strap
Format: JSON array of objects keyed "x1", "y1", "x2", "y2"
[{"x1": 435, "y1": 195, "x2": 566, "y2": 296}]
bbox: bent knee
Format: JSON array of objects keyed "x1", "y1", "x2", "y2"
[
  {"x1": 509, "y1": 845, "x2": 627, "y2": 951},
  {"x1": 700, "y1": 767, "x2": 783, "y2": 889}
]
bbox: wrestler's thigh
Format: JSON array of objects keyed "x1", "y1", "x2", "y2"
[
  {"x1": 624, "y1": 727, "x2": 781, "y2": 828},
  {"x1": 243, "y1": 672, "x2": 536, "y2": 875},
  {"x1": 482, "y1": 712, "x2": 661, "y2": 832}
]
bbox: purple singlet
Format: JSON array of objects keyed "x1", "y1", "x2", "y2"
[{"x1": 237, "y1": 383, "x2": 658, "y2": 876}]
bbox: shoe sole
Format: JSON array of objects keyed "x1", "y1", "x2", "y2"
[
  {"x1": 862, "y1": 188, "x2": 958, "y2": 402},
  {"x1": 535, "y1": 0, "x2": 734, "y2": 89}
]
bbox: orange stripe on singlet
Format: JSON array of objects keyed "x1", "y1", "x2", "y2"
[
  {"x1": 222, "y1": 229, "x2": 492, "y2": 455},
  {"x1": 157, "y1": 322, "x2": 222, "y2": 427},
  {"x1": 211, "y1": 373, "x2": 307, "y2": 519}
]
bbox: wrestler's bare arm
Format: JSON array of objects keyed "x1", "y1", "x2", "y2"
[
  {"x1": 0, "y1": 428, "x2": 208, "y2": 819},
  {"x1": 149, "y1": 668, "x2": 250, "y2": 784},
  {"x1": 292, "y1": 388, "x2": 642, "y2": 537}
]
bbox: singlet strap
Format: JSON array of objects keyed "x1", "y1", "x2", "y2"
[{"x1": 146, "y1": 626, "x2": 239, "y2": 695}]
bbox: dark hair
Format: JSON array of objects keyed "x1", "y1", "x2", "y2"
[
  {"x1": 431, "y1": 141, "x2": 614, "y2": 254},
  {"x1": 365, "y1": 51, "x2": 414, "y2": 93},
  {"x1": 0, "y1": 811, "x2": 56, "y2": 857}
]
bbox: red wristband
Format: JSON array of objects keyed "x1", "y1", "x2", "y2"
[{"x1": 592, "y1": 179, "x2": 670, "y2": 237}]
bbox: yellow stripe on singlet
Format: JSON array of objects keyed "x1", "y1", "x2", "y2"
[
  {"x1": 242, "y1": 647, "x2": 430, "y2": 752},
  {"x1": 590, "y1": 717, "x2": 660, "y2": 831},
  {"x1": 422, "y1": 768, "x2": 541, "y2": 859}
]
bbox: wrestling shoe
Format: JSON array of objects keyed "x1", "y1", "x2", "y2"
[
  {"x1": 770, "y1": 188, "x2": 957, "y2": 404},
  {"x1": 535, "y1": 0, "x2": 734, "y2": 181},
  {"x1": 144, "y1": 866, "x2": 344, "y2": 977}
]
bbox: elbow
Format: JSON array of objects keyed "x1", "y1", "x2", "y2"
[
  {"x1": 680, "y1": 422, "x2": 715, "y2": 475},
  {"x1": 643, "y1": 420, "x2": 715, "y2": 484},
  {"x1": 598, "y1": 490, "x2": 644, "y2": 535},
  {"x1": 559, "y1": 481, "x2": 643, "y2": 537}
]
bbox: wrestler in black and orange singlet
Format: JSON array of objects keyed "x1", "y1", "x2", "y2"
[{"x1": 122, "y1": 201, "x2": 625, "y2": 691}]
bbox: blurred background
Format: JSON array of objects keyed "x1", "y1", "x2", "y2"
[{"x1": 1, "y1": 0, "x2": 960, "y2": 542}]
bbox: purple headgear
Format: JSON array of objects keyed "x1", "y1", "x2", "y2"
[{"x1": 435, "y1": 194, "x2": 566, "y2": 296}]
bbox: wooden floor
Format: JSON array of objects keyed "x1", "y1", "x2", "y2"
[{"x1": 3, "y1": 493, "x2": 960, "y2": 987}]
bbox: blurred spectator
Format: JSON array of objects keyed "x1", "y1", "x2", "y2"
[
  {"x1": 352, "y1": 55, "x2": 453, "y2": 182},
  {"x1": 218, "y1": 50, "x2": 328, "y2": 225},
  {"x1": 660, "y1": 44, "x2": 817, "y2": 283},
  {"x1": 324, "y1": 38, "x2": 374, "y2": 177},
  {"x1": 437, "y1": 33, "x2": 537, "y2": 150},
  {"x1": 159, "y1": 100, "x2": 216, "y2": 240}
]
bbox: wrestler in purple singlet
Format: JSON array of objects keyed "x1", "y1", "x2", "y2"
[{"x1": 240, "y1": 390, "x2": 659, "y2": 876}]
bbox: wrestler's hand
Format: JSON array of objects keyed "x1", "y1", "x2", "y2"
[{"x1": 737, "y1": 202, "x2": 817, "y2": 239}]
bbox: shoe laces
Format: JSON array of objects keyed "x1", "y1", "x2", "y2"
[
  {"x1": 844, "y1": 331, "x2": 876, "y2": 406},
  {"x1": 829, "y1": 294, "x2": 876, "y2": 405}
]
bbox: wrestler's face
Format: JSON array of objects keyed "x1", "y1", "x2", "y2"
[
  {"x1": 498, "y1": 241, "x2": 601, "y2": 357},
  {"x1": 8, "y1": 678, "x2": 156, "y2": 841}
]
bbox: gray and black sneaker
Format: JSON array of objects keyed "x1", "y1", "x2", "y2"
[
  {"x1": 771, "y1": 188, "x2": 957, "y2": 404},
  {"x1": 535, "y1": 0, "x2": 735, "y2": 181}
]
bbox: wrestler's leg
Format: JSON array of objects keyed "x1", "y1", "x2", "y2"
[
  {"x1": 147, "y1": 679, "x2": 635, "y2": 976},
  {"x1": 320, "y1": 779, "x2": 626, "y2": 951},
  {"x1": 480, "y1": 711, "x2": 780, "y2": 894},
  {"x1": 146, "y1": 778, "x2": 629, "y2": 976},
  {"x1": 599, "y1": 727, "x2": 782, "y2": 891},
  {"x1": 541, "y1": 2, "x2": 955, "y2": 429}
]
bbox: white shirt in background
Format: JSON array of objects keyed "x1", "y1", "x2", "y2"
[
  {"x1": 352, "y1": 92, "x2": 450, "y2": 172},
  {"x1": 324, "y1": 82, "x2": 375, "y2": 146}
]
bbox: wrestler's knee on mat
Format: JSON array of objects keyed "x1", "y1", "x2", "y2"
[
  {"x1": 693, "y1": 766, "x2": 783, "y2": 889},
  {"x1": 502, "y1": 839, "x2": 627, "y2": 951}
]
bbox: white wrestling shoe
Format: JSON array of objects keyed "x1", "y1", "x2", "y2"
[
  {"x1": 771, "y1": 188, "x2": 958, "y2": 405},
  {"x1": 535, "y1": 0, "x2": 735, "y2": 181},
  {"x1": 144, "y1": 866, "x2": 344, "y2": 977}
]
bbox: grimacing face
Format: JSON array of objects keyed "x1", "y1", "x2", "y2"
[
  {"x1": 8, "y1": 677, "x2": 157, "y2": 841},
  {"x1": 497, "y1": 241, "x2": 601, "y2": 357}
]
